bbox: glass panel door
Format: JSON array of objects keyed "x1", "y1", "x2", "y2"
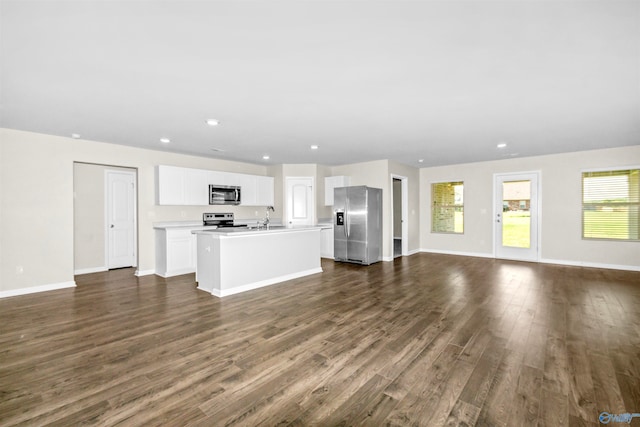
[
  {"x1": 501, "y1": 180, "x2": 531, "y2": 248},
  {"x1": 495, "y1": 172, "x2": 539, "y2": 261}
]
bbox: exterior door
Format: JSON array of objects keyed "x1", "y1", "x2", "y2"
[
  {"x1": 285, "y1": 177, "x2": 314, "y2": 226},
  {"x1": 106, "y1": 170, "x2": 137, "y2": 269},
  {"x1": 494, "y1": 172, "x2": 540, "y2": 262}
]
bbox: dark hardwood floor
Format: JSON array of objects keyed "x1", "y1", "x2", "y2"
[{"x1": 1, "y1": 254, "x2": 639, "y2": 426}]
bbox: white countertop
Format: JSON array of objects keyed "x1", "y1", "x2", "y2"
[
  {"x1": 153, "y1": 221, "x2": 210, "y2": 230},
  {"x1": 192, "y1": 224, "x2": 329, "y2": 237},
  {"x1": 155, "y1": 220, "x2": 332, "y2": 232}
]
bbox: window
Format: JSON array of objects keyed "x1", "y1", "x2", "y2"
[
  {"x1": 582, "y1": 169, "x2": 639, "y2": 241},
  {"x1": 432, "y1": 181, "x2": 464, "y2": 233}
]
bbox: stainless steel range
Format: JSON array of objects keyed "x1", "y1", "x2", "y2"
[{"x1": 202, "y1": 212, "x2": 246, "y2": 228}]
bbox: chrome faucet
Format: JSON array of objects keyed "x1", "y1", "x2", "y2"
[{"x1": 265, "y1": 206, "x2": 275, "y2": 225}]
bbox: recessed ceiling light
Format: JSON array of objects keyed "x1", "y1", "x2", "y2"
[
  {"x1": 497, "y1": 143, "x2": 507, "y2": 149},
  {"x1": 418, "y1": 159, "x2": 424, "y2": 163},
  {"x1": 262, "y1": 155, "x2": 270, "y2": 160},
  {"x1": 206, "y1": 119, "x2": 220, "y2": 126},
  {"x1": 160, "y1": 138, "x2": 171, "y2": 144},
  {"x1": 71, "y1": 133, "x2": 81, "y2": 139},
  {"x1": 310, "y1": 145, "x2": 319, "y2": 150}
]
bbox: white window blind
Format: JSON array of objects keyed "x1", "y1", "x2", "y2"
[
  {"x1": 432, "y1": 181, "x2": 464, "y2": 233},
  {"x1": 582, "y1": 169, "x2": 639, "y2": 241}
]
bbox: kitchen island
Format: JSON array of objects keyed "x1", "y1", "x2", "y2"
[{"x1": 192, "y1": 225, "x2": 324, "y2": 297}]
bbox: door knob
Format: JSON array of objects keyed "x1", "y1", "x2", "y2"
[{"x1": 110, "y1": 224, "x2": 115, "y2": 228}]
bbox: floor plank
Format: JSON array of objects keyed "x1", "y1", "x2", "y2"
[{"x1": 0, "y1": 254, "x2": 638, "y2": 426}]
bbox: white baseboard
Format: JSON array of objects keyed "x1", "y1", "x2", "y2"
[
  {"x1": 206, "y1": 267, "x2": 323, "y2": 298},
  {"x1": 539, "y1": 258, "x2": 640, "y2": 272},
  {"x1": 74, "y1": 266, "x2": 108, "y2": 275},
  {"x1": 420, "y1": 248, "x2": 494, "y2": 259},
  {"x1": 419, "y1": 249, "x2": 639, "y2": 272},
  {"x1": 135, "y1": 269, "x2": 156, "y2": 277},
  {"x1": 0, "y1": 281, "x2": 76, "y2": 299},
  {"x1": 385, "y1": 249, "x2": 422, "y2": 261},
  {"x1": 153, "y1": 268, "x2": 195, "y2": 278}
]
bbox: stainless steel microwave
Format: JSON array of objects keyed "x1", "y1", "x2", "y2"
[{"x1": 209, "y1": 185, "x2": 241, "y2": 205}]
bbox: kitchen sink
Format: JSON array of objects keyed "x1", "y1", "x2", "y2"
[{"x1": 247, "y1": 224, "x2": 286, "y2": 230}]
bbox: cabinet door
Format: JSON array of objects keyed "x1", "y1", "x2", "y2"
[
  {"x1": 157, "y1": 165, "x2": 186, "y2": 205},
  {"x1": 184, "y1": 168, "x2": 210, "y2": 205},
  {"x1": 224, "y1": 172, "x2": 241, "y2": 187},
  {"x1": 324, "y1": 176, "x2": 350, "y2": 206},
  {"x1": 166, "y1": 229, "x2": 195, "y2": 273},
  {"x1": 207, "y1": 170, "x2": 228, "y2": 186},
  {"x1": 256, "y1": 176, "x2": 274, "y2": 206},
  {"x1": 320, "y1": 227, "x2": 334, "y2": 258},
  {"x1": 237, "y1": 174, "x2": 258, "y2": 206}
]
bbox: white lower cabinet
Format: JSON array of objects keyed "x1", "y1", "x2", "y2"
[
  {"x1": 155, "y1": 228, "x2": 196, "y2": 277},
  {"x1": 320, "y1": 227, "x2": 334, "y2": 258}
]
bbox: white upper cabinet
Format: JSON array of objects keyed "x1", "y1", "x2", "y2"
[
  {"x1": 237, "y1": 174, "x2": 258, "y2": 206},
  {"x1": 156, "y1": 165, "x2": 274, "y2": 206},
  {"x1": 157, "y1": 165, "x2": 187, "y2": 205},
  {"x1": 235, "y1": 174, "x2": 274, "y2": 206},
  {"x1": 256, "y1": 176, "x2": 275, "y2": 206},
  {"x1": 207, "y1": 170, "x2": 229, "y2": 187},
  {"x1": 324, "y1": 175, "x2": 351, "y2": 205},
  {"x1": 184, "y1": 168, "x2": 210, "y2": 205}
]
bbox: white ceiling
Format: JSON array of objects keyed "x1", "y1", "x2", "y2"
[{"x1": 1, "y1": 1, "x2": 639, "y2": 167}]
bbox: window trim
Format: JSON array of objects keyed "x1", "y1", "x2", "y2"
[
  {"x1": 581, "y1": 166, "x2": 640, "y2": 242},
  {"x1": 431, "y1": 180, "x2": 464, "y2": 234}
]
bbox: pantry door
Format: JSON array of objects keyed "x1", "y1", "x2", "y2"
[
  {"x1": 106, "y1": 169, "x2": 137, "y2": 269},
  {"x1": 494, "y1": 172, "x2": 540, "y2": 262},
  {"x1": 285, "y1": 177, "x2": 314, "y2": 226}
]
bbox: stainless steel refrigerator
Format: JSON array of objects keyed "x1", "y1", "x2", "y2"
[{"x1": 333, "y1": 186, "x2": 382, "y2": 265}]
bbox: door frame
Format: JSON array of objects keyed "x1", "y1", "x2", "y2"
[
  {"x1": 390, "y1": 174, "x2": 409, "y2": 258},
  {"x1": 493, "y1": 171, "x2": 541, "y2": 262},
  {"x1": 105, "y1": 168, "x2": 138, "y2": 269}
]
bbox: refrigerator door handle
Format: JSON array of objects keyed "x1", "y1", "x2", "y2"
[{"x1": 344, "y1": 197, "x2": 351, "y2": 238}]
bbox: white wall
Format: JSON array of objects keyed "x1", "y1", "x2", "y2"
[
  {"x1": 420, "y1": 145, "x2": 640, "y2": 270},
  {"x1": 0, "y1": 128, "x2": 269, "y2": 294}
]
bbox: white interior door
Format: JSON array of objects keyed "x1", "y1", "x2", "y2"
[
  {"x1": 285, "y1": 177, "x2": 314, "y2": 226},
  {"x1": 494, "y1": 172, "x2": 540, "y2": 262},
  {"x1": 106, "y1": 170, "x2": 136, "y2": 269}
]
